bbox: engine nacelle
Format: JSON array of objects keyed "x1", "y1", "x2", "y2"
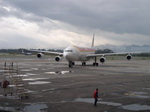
[
  {"x1": 55, "y1": 56, "x2": 62, "y2": 62},
  {"x1": 126, "y1": 54, "x2": 132, "y2": 60},
  {"x1": 100, "y1": 57, "x2": 106, "y2": 63},
  {"x1": 37, "y1": 53, "x2": 44, "y2": 58}
]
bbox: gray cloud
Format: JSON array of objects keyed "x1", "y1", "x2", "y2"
[
  {"x1": 0, "y1": 0, "x2": 150, "y2": 48},
  {"x1": 5, "y1": 0, "x2": 150, "y2": 35}
]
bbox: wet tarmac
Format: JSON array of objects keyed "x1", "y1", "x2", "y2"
[{"x1": 0, "y1": 56, "x2": 150, "y2": 112}]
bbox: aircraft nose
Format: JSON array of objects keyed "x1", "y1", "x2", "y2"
[
  {"x1": 64, "y1": 52, "x2": 76, "y2": 61},
  {"x1": 65, "y1": 53, "x2": 71, "y2": 60}
]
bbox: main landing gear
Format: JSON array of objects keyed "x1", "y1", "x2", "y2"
[
  {"x1": 93, "y1": 57, "x2": 98, "y2": 66},
  {"x1": 93, "y1": 62, "x2": 98, "y2": 66},
  {"x1": 68, "y1": 57, "x2": 99, "y2": 67},
  {"x1": 82, "y1": 57, "x2": 99, "y2": 66}
]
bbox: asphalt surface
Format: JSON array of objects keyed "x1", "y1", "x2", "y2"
[{"x1": 0, "y1": 56, "x2": 150, "y2": 112}]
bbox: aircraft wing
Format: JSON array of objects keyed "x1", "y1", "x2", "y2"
[
  {"x1": 28, "y1": 50, "x2": 63, "y2": 56},
  {"x1": 87, "y1": 51, "x2": 149, "y2": 57},
  {"x1": 87, "y1": 52, "x2": 123, "y2": 57}
]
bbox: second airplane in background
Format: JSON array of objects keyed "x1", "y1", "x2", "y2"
[{"x1": 34, "y1": 34, "x2": 132, "y2": 68}]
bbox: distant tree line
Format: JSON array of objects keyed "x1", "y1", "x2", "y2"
[
  {"x1": 134, "y1": 53, "x2": 150, "y2": 57},
  {"x1": 0, "y1": 48, "x2": 64, "y2": 54},
  {"x1": 0, "y1": 49, "x2": 20, "y2": 54}
]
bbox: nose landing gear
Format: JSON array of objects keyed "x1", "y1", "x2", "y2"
[{"x1": 69, "y1": 61, "x2": 75, "y2": 68}]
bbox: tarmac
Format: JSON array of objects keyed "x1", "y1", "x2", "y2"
[{"x1": 0, "y1": 55, "x2": 150, "y2": 112}]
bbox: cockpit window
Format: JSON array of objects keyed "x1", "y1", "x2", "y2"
[{"x1": 65, "y1": 50, "x2": 73, "y2": 52}]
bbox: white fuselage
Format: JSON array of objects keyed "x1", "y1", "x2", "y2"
[{"x1": 63, "y1": 46, "x2": 95, "y2": 62}]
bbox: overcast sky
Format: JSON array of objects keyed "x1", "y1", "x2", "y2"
[{"x1": 0, "y1": 0, "x2": 150, "y2": 49}]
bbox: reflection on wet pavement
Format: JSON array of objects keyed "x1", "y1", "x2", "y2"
[
  {"x1": 121, "y1": 104, "x2": 150, "y2": 111},
  {"x1": 24, "y1": 73, "x2": 38, "y2": 76},
  {"x1": 0, "y1": 58, "x2": 150, "y2": 112},
  {"x1": 28, "y1": 81, "x2": 51, "y2": 85},
  {"x1": 45, "y1": 71, "x2": 74, "y2": 75},
  {"x1": 23, "y1": 78, "x2": 49, "y2": 81},
  {"x1": 124, "y1": 91, "x2": 150, "y2": 98},
  {"x1": 20, "y1": 69, "x2": 32, "y2": 72},
  {"x1": 23, "y1": 103, "x2": 48, "y2": 112},
  {"x1": 42, "y1": 88, "x2": 56, "y2": 92},
  {"x1": 74, "y1": 98, "x2": 122, "y2": 106},
  {"x1": 20, "y1": 68, "x2": 38, "y2": 72},
  {"x1": 0, "y1": 103, "x2": 48, "y2": 112},
  {"x1": 74, "y1": 98, "x2": 150, "y2": 111}
]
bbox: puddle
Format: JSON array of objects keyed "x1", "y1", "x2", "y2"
[
  {"x1": 23, "y1": 78, "x2": 48, "y2": 81},
  {"x1": 124, "y1": 91, "x2": 150, "y2": 98},
  {"x1": 45, "y1": 71, "x2": 56, "y2": 74},
  {"x1": 25, "y1": 73, "x2": 38, "y2": 76},
  {"x1": 61, "y1": 71, "x2": 74, "y2": 74},
  {"x1": 11, "y1": 74, "x2": 27, "y2": 77},
  {"x1": 143, "y1": 88, "x2": 150, "y2": 90},
  {"x1": 31, "y1": 68, "x2": 38, "y2": 70},
  {"x1": 29, "y1": 81, "x2": 51, "y2": 85},
  {"x1": 0, "y1": 70, "x2": 9, "y2": 72},
  {"x1": 42, "y1": 88, "x2": 56, "y2": 92},
  {"x1": 20, "y1": 68, "x2": 38, "y2": 72},
  {"x1": 74, "y1": 98, "x2": 150, "y2": 111},
  {"x1": 23, "y1": 103, "x2": 48, "y2": 112},
  {"x1": 74, "y1": 98, "x2": 122, "y2": 106},
  {"x1": 74, "y1": 98, "x2": 95, "y2": 103},
  {"x1": 45, "y1": 71, "x2": 73, "y2": 75},
  {"x1": 20, "y1": 69, "x2": 31, "y2": 72},
  {"x1": 100, "y1": 101, "x2": 122, "y2": 106},
  {"x1": 121, "y1": 104, "x2": 150, "y2": 111},
  {"x1": 0, "y1": 103, "x2": 48, "y2": 112}
]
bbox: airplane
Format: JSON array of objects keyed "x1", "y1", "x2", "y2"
[{"x1": 32, "y1": 34, "x2": 133, "y2": 68}]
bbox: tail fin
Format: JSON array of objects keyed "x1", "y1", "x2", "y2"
[{"x1": 91, "y1": 33, "x2": 95, "y2": 47}]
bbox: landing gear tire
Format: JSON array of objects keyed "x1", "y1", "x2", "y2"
[
  {"x1": 93, "y1": 62, "x2": 98, "y2": 66},
  {"x1": 69, "y1": 62, "x2": 73, "y2": 68},
  {"x1": 82, "y1": 62, "x2": 86, "y2": 66}
]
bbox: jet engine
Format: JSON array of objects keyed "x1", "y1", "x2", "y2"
[
  {"x1": 55, "y1": 56, "x2": 62, "y2": 62},
  {"x1": 37, "y1": 53, "x2": 44, "y2": 58},
  {"x1": 100, "y1": 57, "x2": 106, "y2": 63},
  {"x1": 126, "y1": 54, "x2": 132, "y2": 60}
]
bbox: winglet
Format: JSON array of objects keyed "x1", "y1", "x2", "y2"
[{"x1": 91, "y1": 33, "x2": 95, "y2": 47}]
